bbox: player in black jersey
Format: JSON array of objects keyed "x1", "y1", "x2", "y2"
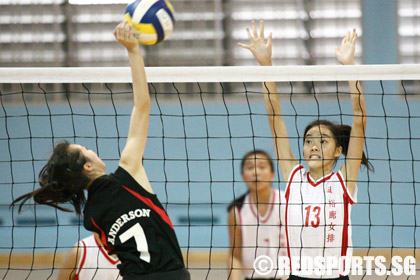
[{"x1": 10, "y1": 21, "x2": 190, "y2": 280}]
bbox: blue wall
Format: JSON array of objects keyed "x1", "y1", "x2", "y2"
[
  {"x1": 1, "y1": 81, "x2": 419, "y2": 255},
  {"x1": 362, "y1": 0, "x2": 399, "y2": 95}
]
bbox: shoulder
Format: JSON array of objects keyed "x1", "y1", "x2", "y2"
[
  {"x1": 273, "y1": 188, "x2": 285, "y2": 195},
  {"x1": 333, "y1": 170, "x2": 357, "y2": 204},
  {"x1": 284, "y1": 165, "x2": 307, "y2": 198},
  {"x1": 227, "y1": 192, "x2": 249, "y2": 213},
  {"x1": 284, "y1": 164, "x2": 306, "y2": 183},
  {"x1": 96, "y1": 166, "x2": 144, "y2": 192},
  {"x1": 285, "y1": 165, "x2": 307, "y2": 185},
  {"x1": 273, "y1": 188, "x2": 286, "y2": 201},
  {"x1": 79, "y1": 235, "x2": 96, "y2": 247},
  {"x1": 114, "y1": 165, "x2": 154, "y2": 194},
  {"x1": 112, "y1": 166, "x2": 131, "y2": 181}
]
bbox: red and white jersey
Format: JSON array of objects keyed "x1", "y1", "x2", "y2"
[
  {"x1": 285, "y1": 165, "x2": 357, "y2": 278},
  {"x1": 234, "y1": 189, "x2": 287, "y2": 279},
  {"x1": 75, "y1": 235, "x2": 122, "y2": 280}
]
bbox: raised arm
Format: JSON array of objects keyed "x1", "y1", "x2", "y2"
[
  {"x1": 336, "y1": 29, "x2": 366, "y2": 194},
  {"x1": 238, "y1": 20, "x2": 297, "y2": 180},
  {"x1": 114, "y1": 21, "x2": 153, "y2": 193}
]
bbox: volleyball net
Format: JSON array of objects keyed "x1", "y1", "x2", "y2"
[{"x1": 1, "y1": 65, "x2": 420, "y2": 279}]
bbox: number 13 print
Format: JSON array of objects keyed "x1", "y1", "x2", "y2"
[{"x1": 304, "y1": 206, "x2": 321, "y2": 228}]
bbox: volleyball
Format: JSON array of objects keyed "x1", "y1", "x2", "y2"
[{"x1": 124, "y1": 0, "x2": 175, "y2": 45}]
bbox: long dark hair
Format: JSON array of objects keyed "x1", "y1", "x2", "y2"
[
  {"x1": 240, "y1": 150, "x2": 275, "y2": 174},
  {"x1": 304, "y1": 120, "x2": 374, "y2": 172},
  {"x1": 10, "y1": 141, "x2": 90, "y2": 214}
]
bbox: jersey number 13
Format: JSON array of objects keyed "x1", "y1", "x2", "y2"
[{"x1": 304, "y1": 206, "x2": 321, "y2": 228}]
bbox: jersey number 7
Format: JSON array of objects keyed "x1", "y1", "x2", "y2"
[{"x1": 120, "y1": 223, "x2": 151, "y2": 263}]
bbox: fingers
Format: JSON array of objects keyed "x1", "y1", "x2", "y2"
[
  {"x1": 341, "y1": 35, "x2": 347, "y2": 46},
  {"x1": 267, "y1": 32, "x2": 272, "y2": 47},
  {"x1": 127, "y1": 24, "x2": 135, "y2": 41},
  {"x1": 342, "y1": 28, "x2": 358, "y2": 46},
  {"x1": 115, "y1": 20, "x2": 126, "y2": 40},
  {"x1": 242, "y1": 20, "x2": 267, "y2": 47},
  {"x1": 334, "y1": 46, "x2": 340, "y2": 57},
  {"x1": 259, "y1": 20, "x2": 264, "y2": 38},
  {"x1": 340, "y1": 28, "x2": 357, "y2": 50},
  {"x1": 342, "y1": 31, "x2": 350, "y2": 45},
  {"x1": 351, "y1": 28, "x2": 357, "y2": 44},
  {"x1": 124, "y1": 23, "x2": 133, "y2": 41},
  {"x1": 114, "y1": 20, "x2": 135, "y2": 42},
  {"x1": 252, "y1": 20, "x2": 258, "y2": 38},
  {"x1": 246, "y1": 27, "x2": 252, "y2": 42},
  {"x1": 114, "y1": 20, "x2": 125, "y2": 39},
  {"x1": 238, "y1": 42, "x2": 251, "y2": 50}
]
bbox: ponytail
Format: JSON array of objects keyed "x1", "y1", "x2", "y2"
[
  {"x1": 10, "y1": 141, "x2": 90, "y2": 214},
  {"x1": 335, "y1": 124, "x2": 374, "y2": 172}
]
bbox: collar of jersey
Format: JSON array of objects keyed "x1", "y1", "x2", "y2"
[
  {"x1": 87, "y1": 174, "x2": 109, "y2": 194},
  {"x1": 306, "y1": 171, "x2": 334, "y2": 187},
  {"x1": 248, "y1": 189, "x2": 275, "y2": 223}
]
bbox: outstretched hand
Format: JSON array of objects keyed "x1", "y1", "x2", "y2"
[
  {"x1": 238, "y1": 20, "x2": 273, "y2": 66},
  {"x1": 335, "y1": 29, "x2": 357, "y2": 65},
  {"x1": 113, "y1": 21, "x2": 139, "y2": 50}
]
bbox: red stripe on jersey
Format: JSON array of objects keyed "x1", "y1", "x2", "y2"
[
  {"x1": 262, "y1": 190, "x2": 275, "y2": 223},
  {"x1": 122, "y1": 185, "x2": 174, "y2": 229},
  {"x1": 90, "y1": 218, "x2": 113, "y2": 251},
  {"x1": 285, "y1": 165, "x2": 303, "y2": 271},
  {"x1": 340, "y1": 193, "x2": 350, "y2": 277},
  {"x1": 94, "y1": 234, "x2": 120, "y2": 265},
  {"x1": 249, "y1": 190, "x2": 276, "y2": 223},
  {"x1": 75, "y1": 240, "x2": 87, "y2": 280},
  {"x1": 337, "y1": 171, "x2": 355, "y2": 205},
  {"x1": 285, "y1": 192, "x2": 292, "y2": 270},
  {"x1": 248, "y1": 194, "x2": 257, "y2": 219},
  {"x1": 285, "y1": 165, "x2": 303, "y2": 200},
  {"x1": 307, "y1": 171, "x2": 334, "y2": 187},
  {"x1": 337, "y1": 171, "x2": 352, "y2": 276}
]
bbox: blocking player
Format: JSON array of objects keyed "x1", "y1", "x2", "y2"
[{"x1": 238, "y1": 20, "x2": 373, "y2": 279}]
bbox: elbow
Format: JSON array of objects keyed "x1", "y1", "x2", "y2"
[
  {"x1": 361, "y1": 114, "x2": 367, "y2": 128},
  {"x1": 134, "y1": 96, "x2": 150, "y2": 111},
  {"x1": 353, "y1": 119, "x2": 367, "y2": 134}
]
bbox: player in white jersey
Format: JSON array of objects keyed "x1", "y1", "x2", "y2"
[
  {"x1": 239, "y1": 21, "x2": 373, "y2": 279},
  {"x1": 228, "y1": 150, "x2": 287, "y2": 280},
  {"x1": 285, "y1": 165, "x2": 357, "y2": 278},
  {"x1": 58, "y1": 234, "x2": 122, "y2": 280}
]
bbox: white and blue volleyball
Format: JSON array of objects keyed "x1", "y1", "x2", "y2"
[{"x1": 125, "y1": 0, "x2": 175, "y2": 45}]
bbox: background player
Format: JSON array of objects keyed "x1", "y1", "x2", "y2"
[
  {"x1": 58, "y1": 234, "x2": 121, "y2": 280},
  {"x1": 238, "y1": 20, "x2": 373, "y2": 279},
  {"x1": 11, "y1": 21, "x2": 190, "y2": 280},
  {"x1": 228, "y1": 150, "x2": 287, "y2": 280}
]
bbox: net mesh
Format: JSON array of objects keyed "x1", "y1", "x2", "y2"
[{"x1": 0, "y1": 66, "x2": 419, "y2": 279}]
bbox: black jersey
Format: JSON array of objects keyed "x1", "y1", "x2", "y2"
[{"x1": 83, "y1": 167, "x2": 189, "y2": 279}]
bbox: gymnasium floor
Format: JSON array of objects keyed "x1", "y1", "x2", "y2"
[{"x1": 1, "y1": 251, "x2": 419, "y2": 279}]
